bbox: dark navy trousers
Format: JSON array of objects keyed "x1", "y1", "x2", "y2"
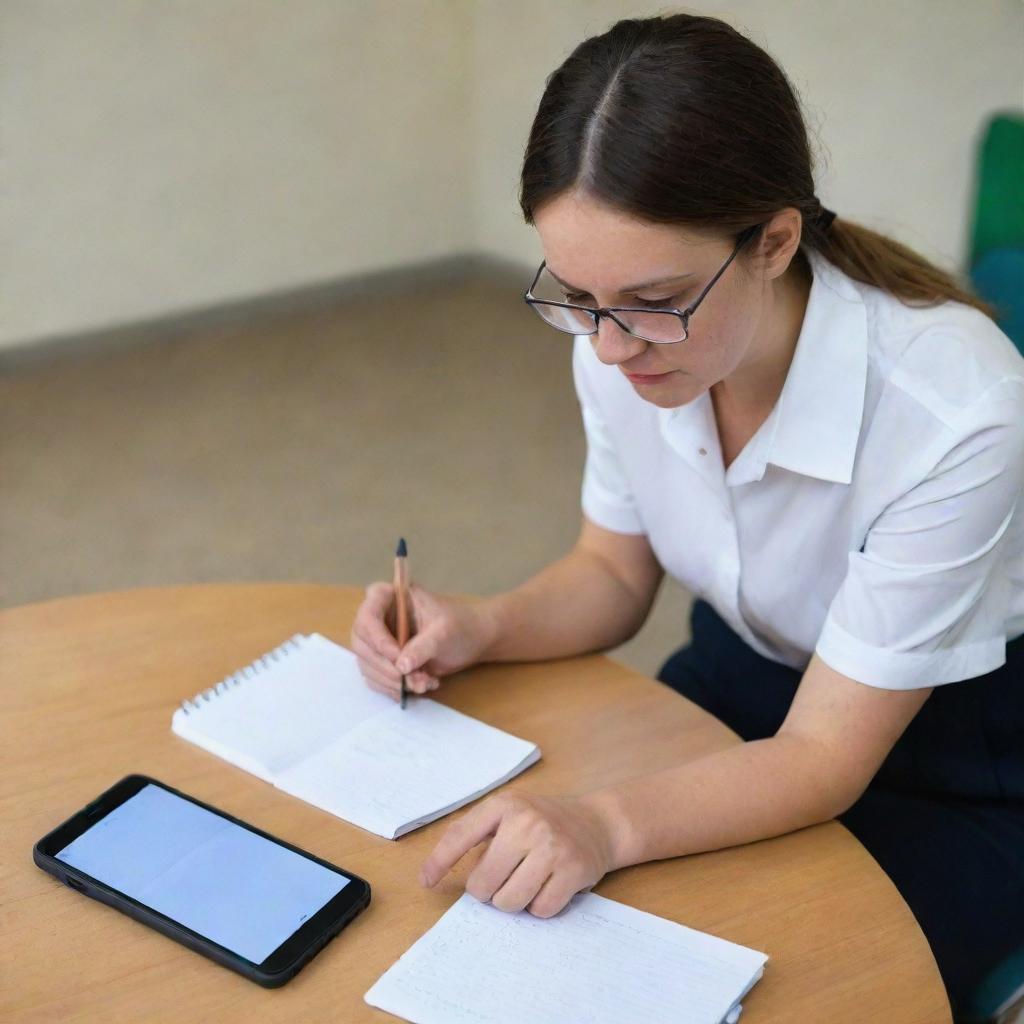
[{"x1": 658, "y1": 600, "x2": 1024, "y2": 1022}]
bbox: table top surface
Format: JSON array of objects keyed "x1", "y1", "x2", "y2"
[{"x1": 1, "y1": 583, "x2": 951, "y2": 1023}]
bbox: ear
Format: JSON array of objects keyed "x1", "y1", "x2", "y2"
[{"x1": 757, "y1": 207, "x2": 803, "y2": 282}]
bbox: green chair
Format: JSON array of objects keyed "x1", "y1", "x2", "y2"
[
  {"x1": 958, "y1": 947, "x2": 1024, "y2": 1023},
  {"x1": 968, "y1": 112, "x2": 1024, "y2": 354}
]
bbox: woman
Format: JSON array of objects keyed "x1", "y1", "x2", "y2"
[{"x1": 351, "y1": 14, "x2": 1024, "y2": 1019}]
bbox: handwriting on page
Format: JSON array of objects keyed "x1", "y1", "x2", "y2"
[
  {"x1": 275, "y1": 700, "x2": 536, "y2": 837},
  {"x1": 365, "y1": 892, "x2": 767, "y2": 1024}
]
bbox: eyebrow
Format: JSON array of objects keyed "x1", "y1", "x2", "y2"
[{"x1": 545, "y1": 265, "x2": 697, "y2": 295}]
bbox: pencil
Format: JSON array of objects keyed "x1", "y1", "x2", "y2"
[{"x1": 394, "y1": 537, "x2": 410, "y2": 709}]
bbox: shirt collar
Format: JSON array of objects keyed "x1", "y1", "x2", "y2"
[
  {"x1": 762, "y1": 249, "x2": 868, "y2": 485},
  {"x1": 658, "y1": 249, "x2": 868, "y2": 489}
]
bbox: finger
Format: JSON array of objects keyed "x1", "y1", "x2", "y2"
[
  {"x1": 360, "y1": 665, "x2": 401, "y2": 697},
  {"x1": 351, "y1": 635, "x2": 402, "y2": 686},
  {"x1": 420, "y1": 798, "x2": 508, "y2": 887},
  {"x1": 526, "y1": 871, "x2": 586, "y2": 919},
  {"x1": 363, "y1": 674, "x2": 401, "y2": 701},
  {"x1": 352, "y1": 660, "x2": 402, "y2": 698},
  {"x1": 407, "y1": 583, "x2": 433, "y2": 633},
  {"x1": 355, "y1": 658, "x2": 401, "y2": 695},
  {"x1": 351, "y1": 644, "x2": 403, "y2": 698},
  {"x1": 465, "y1": 836, "x2": 528, "y2": 904},
  {"x1": 407, "y1": 669, "x2": 438, "y2": 694},
  {"x1": 354, "y1": 632, "x2": 433, "y2": 694},
  {"x1": 396, "y1": 629, "x2": 441, "y2": 677},
  {"x1": 357, "y1": 583, "x2": 401, "y2": 661},
  {"x1": 355, "y1": 644, "x2": 433, "y2": 697},
  {"x1": 490, "y1": 853, "x2": 552, "y2": 914}
]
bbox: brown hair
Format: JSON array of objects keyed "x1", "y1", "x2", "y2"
[{"x1": 520, "y1": 13, "x2": 990, "y2": 314}]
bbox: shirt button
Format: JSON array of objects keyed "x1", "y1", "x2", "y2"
[{"x1": 698, "y1": 447, "x2": 707, "y2": 456}]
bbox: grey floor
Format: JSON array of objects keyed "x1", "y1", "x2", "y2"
[{"x1": 0, "y1": 267, "x2": 692, "y2": 677}]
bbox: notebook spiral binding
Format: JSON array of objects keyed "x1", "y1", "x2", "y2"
[{"x1": 178, "y1": 634, "x2": 306, "y2": 715}]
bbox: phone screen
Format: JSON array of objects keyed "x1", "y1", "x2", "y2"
[{"x1": 55, "y1": 782, "x2": 351, "y2": 964}]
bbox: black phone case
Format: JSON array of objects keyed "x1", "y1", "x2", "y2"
[{"x1": 33, "y1": 775, "x2": 372, "y2": 988}]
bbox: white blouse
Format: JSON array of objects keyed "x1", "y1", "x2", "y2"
[{"x1": 573, "y1": 249, "x2": 1024, "y2": 690}]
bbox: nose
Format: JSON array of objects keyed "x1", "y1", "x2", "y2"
[{"x1": 592, "y1": 315, "x2": 648, "y2": 366}]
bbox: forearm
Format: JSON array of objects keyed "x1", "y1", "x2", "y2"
[
  {"x1": 478, "y1": 545, "x2": 655, "y2": 663},
  {"x1": 583, "y1": 733, "x2": 852, "y2": 870}
]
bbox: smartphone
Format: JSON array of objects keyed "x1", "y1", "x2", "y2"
[{"x1": 34, "y1": 775, "x2": 371, "y2": 987}]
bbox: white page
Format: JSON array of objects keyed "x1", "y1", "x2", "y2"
[
  {"x1": 275, "y1": 698, "x2": 539, "y2": 839},
  {"x1": 172, "y1": 633, "x2": 540, "y2": 838},
  {"x1": 171, "y1": 633, "x2": 394, "y2": 777},
  {"x1": 365, "y1": 892, "x2": 767, "y2": 1024}
]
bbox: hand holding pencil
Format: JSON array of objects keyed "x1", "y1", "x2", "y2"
[{"x1": 350, "y1": 544, "x2": 500, "y2": 702}]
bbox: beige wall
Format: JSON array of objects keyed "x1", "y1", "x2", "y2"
[
  {"x1": 3, "y1": 1, "x2": 1022, "y2": 352},
  {"x1": 472, "y1": 0, "x2": 1024, "y2": 270},
  {"x1": 1, "y1": 0, "x2": 473, "y2": 349}
]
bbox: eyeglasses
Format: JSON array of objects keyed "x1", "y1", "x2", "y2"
[{"x1": 523, "y1": 224, "x2": 761, "y2": 344}]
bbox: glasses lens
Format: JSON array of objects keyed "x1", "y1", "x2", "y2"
[
  {"x1": 529, "y1": 301, "x2": 596, "y2": 334},
  {"x1": 528, "y1": 266, "x2": 596, "y2": 334},
  {"x1": 612, "y1": 310, "x2": 688, "y2": 344}
]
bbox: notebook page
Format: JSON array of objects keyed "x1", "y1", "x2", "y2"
[
  {"x1": 365, "y1": 892, "x2": 768, "y2": 1024},
  {"x1": 274, "y1": 698, "x2": 539, "y2": 839},
  {"x1": 171, "y1": 633, "x2": 394, "y2": 778}
]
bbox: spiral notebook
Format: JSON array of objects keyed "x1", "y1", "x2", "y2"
[{"x1": 171, "y1": 633, "x2": 541, "y2": 839}]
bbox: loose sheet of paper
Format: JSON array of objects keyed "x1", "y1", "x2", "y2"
[{"x1": 365, "y1": 892, "x2": 767, "y2": 1024}]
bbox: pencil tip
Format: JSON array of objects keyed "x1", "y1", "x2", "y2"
[{"x1": 396, "y1": 537, "x2": 407, "y2": 557}]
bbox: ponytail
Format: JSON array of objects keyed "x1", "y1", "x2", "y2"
[{"x1": 812, "y1": 217, "x2": 993, "y2": 314}]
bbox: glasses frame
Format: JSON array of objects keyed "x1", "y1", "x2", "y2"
[{"x1": 524, "y1": 223, "x2": 762, "y2": 344}]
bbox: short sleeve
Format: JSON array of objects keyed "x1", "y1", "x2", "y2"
[
  {"x1": 572, "y1": 337, "x2": 645, "y2": 535},
  {"x1": 815, "y1": 380, "x2": 1024, "y2": 689}
]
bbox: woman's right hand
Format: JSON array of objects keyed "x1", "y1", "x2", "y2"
[{"x1": 350, "y1": 582, "x2": 499, "y2": 700}]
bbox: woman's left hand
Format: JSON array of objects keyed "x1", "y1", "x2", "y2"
[{"x1": 419, "y1": 791, "x2": 620, "y2": 918}]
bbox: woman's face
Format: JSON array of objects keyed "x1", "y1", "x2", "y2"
[{"x1": 533, "y1": 190, "x2": 777, "y2": 410}]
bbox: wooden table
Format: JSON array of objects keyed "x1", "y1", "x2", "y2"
[{"x1": 2, "y1": 584, "x2": 951, "y2": 1022}]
